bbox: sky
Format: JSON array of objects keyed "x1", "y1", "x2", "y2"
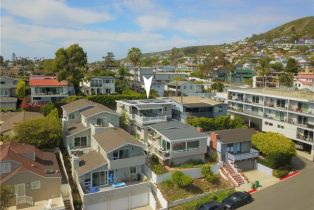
[{"x1": 1, "y1": 0, "x2": 313, "y2": 62}]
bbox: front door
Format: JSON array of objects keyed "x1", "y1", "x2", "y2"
[{"x1": 15, "y1": 183, "x2": 25, "y2": 196}]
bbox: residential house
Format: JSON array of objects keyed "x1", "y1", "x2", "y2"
[
  {"x1": 294, "y1": 72, "x2": 314, "y2": 92},
  {"x1": 160, "y1": 96, "x2": 228, "y2": 123},
  {"x1": 0, "y1": 141, "x2": 64, "y2": 209},
  {"x1": 164, "y1": 81, "x2": 204, "y2": 96},
  {"x1": 0, "y1": 76, "x2": 18, "y2": 110},
  {"x1": 0, "y1": 66, "x2": 20, "y2": 77},
  {"x1": 230, "y1": 68, "x2": 255, "y2": 84},
  {"x1": 0, "y1": 111, "x2": 44, "y2": 136},
  {"x1": 61, "y1": 99, "x2": 150, "y2": 210},
  {"x1": 80, "y1": 76, "x2": 115, "y2": 95},
  {"x1": 146, "y1": 120, "x2": 207, "y2": 165},
  {"x1": 228, "y1": 88, "x2": 314, "y2": 156},
  {"x1": 116, "y1": 99, "x2": 173, "y2": 140},
  {"x1": 29, "y1": 75, "x2": 75, "y2": 104}
]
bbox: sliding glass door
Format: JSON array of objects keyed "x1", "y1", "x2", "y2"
[{"x1": 92, "y1": 171, "x2": 107, "y2": 187}]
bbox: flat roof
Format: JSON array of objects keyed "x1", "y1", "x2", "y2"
[
  {"x1": 228, "y1": 88, "x2": 314, "y2": 101},
  {"x1": 149, "y1": 120, "x2": 207, "y2": 141},
  {"x1": 161, "y1": 96, "x2": 222, "y2": 106}
]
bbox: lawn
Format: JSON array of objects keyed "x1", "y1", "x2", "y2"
[
  {"x1": 169, "y1": 189, "x2": 234, "y2": 210},
  {"x1": 158, "y1": 177, "x2": 230, "y2": 202}
]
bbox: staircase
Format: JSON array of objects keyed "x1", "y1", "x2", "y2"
[
  {"x1": 221, "y1": 162, "x2": 246, "y2": 187},
  {"x1": 63, "y1": 200, "x2": 72, "y2": 210}
]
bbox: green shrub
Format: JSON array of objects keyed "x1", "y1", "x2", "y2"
[
  {"x1": 206, "y1": 174, "x2": 220, "y2": 185},
  {"x1": 172, "y1": 171, "x2": 193, "y2": 187},
  {"x1": 151, "y1": 154, "x2": 159, "y2": 164},
  {"x1": 201, "y1": 164, "x2": 212, "y2": 177},
  {"x1": 208, "y1": 151, "x2": 218, "y2": 162},
  {"x1": 252, "y1": 132, "x2": 296, "y2": 169},
  {"x1": 273, "y1": 169, "x2": 289, "y2": 178}
]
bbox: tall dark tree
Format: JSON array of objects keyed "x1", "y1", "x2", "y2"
[
  {"x1": 279, "y1": 73, "x2": 294, "y2": 87},
  {"x1": 285, "y1": 58, "x2": 298, "y2": 74},
  {"x1": 54, "y1": 44, "x2": 87, "y2": 92},
  {"x1": 0, "y1": 56, "x2": 4, "y2": 65},
  {"x1": 103, "y1": 52, "x2": 115, "y2": 68}
]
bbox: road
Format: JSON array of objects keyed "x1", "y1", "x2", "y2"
[{"x1": 240, "y1": 157, "x2": 314, "y2": 210}]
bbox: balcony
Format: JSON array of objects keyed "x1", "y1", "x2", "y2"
[
  {"x1": 297, "y1": 133, "x2": 314, "y2": 143},
  {"x1": 244, "y1": 110, "x2": 263, "y2": 117},
  {"x1": 135, "y1": 115, "x2": 167, "y2": 125},
  {"x1": 108, "y1": 155, "x2": 146, "y2": 170},
  {"x1": 227, "y1": 148, "x2": 259, "y2": 162},
  {"x1": 153, "y1": 147, "x2": 171, "y2": 159}
]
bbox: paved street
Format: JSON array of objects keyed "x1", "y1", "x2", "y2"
[{"x1": 240, "y1": 157, "x2": 314, "y2": 210}]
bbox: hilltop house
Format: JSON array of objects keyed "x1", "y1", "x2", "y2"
[
  {"x1": 80, "y1": 76, "x2": 115, "y2": 95},
  {"x1": 0, "y1": 76, "x2": 18, "y2": 110},
  {"x1": 29, "y1": 75, "x2": 75, "y2": 104},
  {"x1": 61, "y1": 99, "x2": 151, "y2": 210},
  {"x1": 164, "y1": 81, "x2": 204, "y2": 96},
  {"x1": 0, "y1": 142, "x2": 64, "y2": 209}
]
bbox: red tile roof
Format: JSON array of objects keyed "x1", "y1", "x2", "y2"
[
  {"x1": 0, "y1": 142, "x2": 61, "y2": 184},
  {"x1": 29, "y1": 75, "x2": 69, "y2": 87}
]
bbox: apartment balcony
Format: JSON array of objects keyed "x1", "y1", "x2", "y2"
[
  {"x1": 108, "y1": 155, "x2": 146, "y2": 170},
  {"x1": 244, "y1": 99, "x2": 264, "y2": 106},
  {"x1": 297, "y1": 133, "x2": 314, "y2": 143},
  {"x1": 244, "y1": 110, "x2": 263, "y2": 117},
  {"x1": 289, "y1": 106, "x2": 313, "y2": 115},
  {"x1": 288, "y1": 118, "x2": 314, "y2": 129},
  {"x1": 230, "y1": 96, "x2": 244, "y2": 102},
  {"x1": 135, "y1": 115, "x2": 167, "y2": 125},
  {"x1": 226, "y1": 149, "x2": 259, "y2": 162},
  {"x1": 228, "y1": 106, "x2": 243, "y2": 112}
]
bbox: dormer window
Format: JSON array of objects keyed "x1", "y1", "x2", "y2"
[{"x1": 0, "y1": 162, "x2": 11, "y2": 174}]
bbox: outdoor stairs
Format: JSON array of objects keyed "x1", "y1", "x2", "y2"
[
  {"x1": 63, "y1": 200, "x2": 72, "y2": 210},
  {"x1": 222, "y1": 162, "x2": 246, "y2": 187}
]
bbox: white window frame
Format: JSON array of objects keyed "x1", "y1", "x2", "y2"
[
  {"x1": 0, "y1": 162, "x2": 11, "y2": 174},
  {"x1": 74, "y1": 136, "x2": 88, "y2": 148},
  {"x1": 31, "y1": 181, "x2": 41, "y2": 190}
]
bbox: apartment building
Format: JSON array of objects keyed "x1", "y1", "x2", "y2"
[
  {"x1": 227, "y1": 88, "x2": 314, "y2": 156},
  {"x1": 29, "y1": 75, "x2": 75, "y2": 104},
  {"x1": 80, "y1": 76, "x2": 115, "y2": 95},
  {"x1": 61, "y1": 99, "x2": 151, "y2": 210}
]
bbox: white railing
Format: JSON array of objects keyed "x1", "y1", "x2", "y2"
[
  {"x1": 227, "y1": 149, "x2": 259, "y2": 162},
  {"x1": 16, "y1": 195, "x2": 33, "y2": 206},
  {"x1": 135, "y1": 115, "x2": 167, "y2": 125}
]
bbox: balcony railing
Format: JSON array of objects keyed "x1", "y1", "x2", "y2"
[
  {"x1": 16, "y1": 195, "x2": 33, "y2": 206},
  {"x1": 227, "y1": 148, "x2": 259, "y2": 162},
  {"x1": 153, "y1": 147, "x2": 171, "y2": 159},
  {"x1": 297, "y1": 133, "x2": 314, "y2": 143},
  {"x1": 135, "y1": 115, "x2": 167, "y2": 125}
]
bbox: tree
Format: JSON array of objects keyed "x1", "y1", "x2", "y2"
[
  {"x1": 170, "y1": 47, "x2": 183, "y2": 67},
  {"x1": 252, "y1": 132, "x2": 296, "y2": 168},
  {"x1": 103, "y1": 52, "x2": 115, "y2": 68},
  {"x1": 13, "y1": 109, "x2": 62, "y2": 148},
  {"x1": 211, "y1": 81, "x2": 224, "y2": 92},
  {"x1": 270, "y1": 62, "x2": 284, "y2": 72},
  {"x1": 54, "y1": 44, "x2": 87, "y2": 93},
  {"x1": 285, "y1": 58, "x2": 298, "y2": 74},
  {"x1": 41, "y1": 101, "x2": 56, "y2": 116},
  {"x1": 16, "y1": 80, "x2": 26, "y2": 99},
  {"x1": 127, "y1": 48, "x2": 142, "y2": 68},
  {"x1": 0, "y1": 56, "x2": 4, "y2": 65},
  {"x1": 0, "y1": 185, "x2": 15, "y2": 210},
  {"x1": 279, "y1": 73, "x2": 294, "y2": 87},
  {"x1": 117, "y1": 66, "x2": 130, "y2": 80},
  {"x1": 39, "y1": 59, "x2": 55, "y2": 75},
  {"x1": 256, "y1": 57, "x2": 271, "y2": 87}
]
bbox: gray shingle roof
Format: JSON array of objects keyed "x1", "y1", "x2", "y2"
[
  {"x1": 149, "y1": 120, "x2": 207, "y2": 141},
  {"x1": 61, "y1": 99, "x2": 94, "y2": 113},
  {"x1": 77, "y1": 151, "x2": 107, "y2": 176},
  {"x1": 80, "y1": 103, "x2": 117, "y2": 118},
  {"x1": 67, "y1": 123, "x2": 90, "y2": 136},
  {"x1": 212, "y1": 128, "x2": 256, "y2": 144}
]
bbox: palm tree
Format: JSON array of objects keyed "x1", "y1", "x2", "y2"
[{"x1": 127, "y1": 47, "x2": 142, "y2": 68}]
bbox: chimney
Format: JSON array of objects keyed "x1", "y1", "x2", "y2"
[
  {"x1": 196, "y1": 127, "x2": 204, "y2": 133},
  {"x1": 210, "y1": 132, "x2": 218, "y2": 150}
]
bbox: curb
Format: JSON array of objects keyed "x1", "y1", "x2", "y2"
[{"x1": 279, "y1": 171, "x2": 300, "y2": 181}]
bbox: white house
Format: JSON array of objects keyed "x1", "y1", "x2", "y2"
[{"x1": 80, "y1": 76, "x2": 115, "y2": 95}]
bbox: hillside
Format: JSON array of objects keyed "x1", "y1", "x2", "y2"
[
  {"x1": 143, "y1": 16, "x2": 314, "y2": 58},
  {"x1": 249, "y1": 16, "x2": 314, "y2": 42}
]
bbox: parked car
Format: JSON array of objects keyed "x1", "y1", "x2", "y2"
[
  {"x1": 222, "y1": 192, "x2": 253, "y2": 209},
  {"x1": 197, "y1": 201, "x2": 225, "y2": 210}
]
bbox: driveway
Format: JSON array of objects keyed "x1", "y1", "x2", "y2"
[{"x1": 239, "y1": 156, "x2": 314, "y2": 210}]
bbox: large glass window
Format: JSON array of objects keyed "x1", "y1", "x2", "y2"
[
  {"x1": 161, "y1": 140, "x2": 170, "y2": 151},
  {"x1": 172, "y1": 142, "x2": 186, "y2": 151},
  {"x1": 187, "y1": 141, "x2": 199, "y2": 150},
  {"x1": 0, "y1": 162, "x2": 11, "y2": 174},
  {"x1": 74, "y1": 137, "x2": 87, "y2": 147},
  {"x1": 92, "y1": 171, "x2": 107, "y2": 187}
]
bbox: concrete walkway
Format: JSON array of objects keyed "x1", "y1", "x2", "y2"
[
  {"x1": 236, "y1": 169, "x2": 279, "y2": 192},
  {"x1": 132, "y1": 206, "x2": 153, "y2": 210}
]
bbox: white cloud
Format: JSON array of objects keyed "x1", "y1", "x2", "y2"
[
  {"x1": 137, "y1": 14, "x2": 170, "y2": 31},
  {"x1": 1, "y1": 0, "x2": 112, "y2": 26}
]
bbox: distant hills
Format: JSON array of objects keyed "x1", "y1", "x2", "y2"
[{"x1": 143, "y1": 16, "x2": 314, "y2": 57}]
